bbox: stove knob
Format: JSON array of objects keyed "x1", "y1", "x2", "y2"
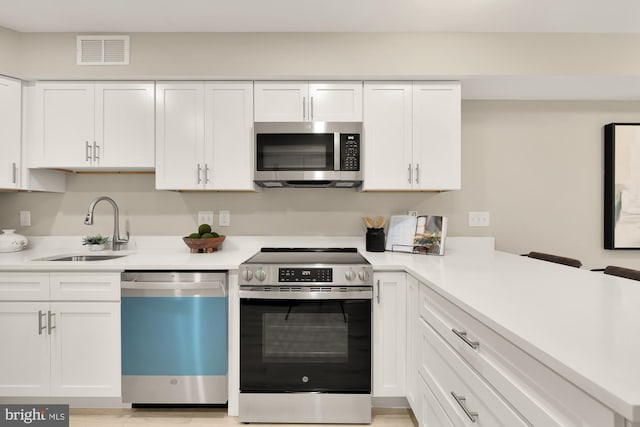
[
  {"x1": 358, "y1": 270, "x2": 370, "y2": 282},
  {"x1": 345, "y1": 270, "x2": 356, "y2": 281},
  {"x1": 241, "y1": 269, "x2": 253, "y2": 282},
  {"x1": 255, "y1": 269, "x2": 267, "y2": 281}
]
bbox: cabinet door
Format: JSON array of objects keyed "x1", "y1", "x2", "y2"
[
  {"x1": 94, "y1": 82, "x2": 155, "y2": 169},
  {"x1": 406, "y1": 275, "x2": 420, "y2": 416},
  {"x1": 0, "y1": 302, "x2": 50, "y2": 396},
  {"x1": 35, "y1": 82, "x2": 94, "y2": 168},
  {"x1": 50, "y1": 302, "x2": 121, "y2": 397},
  {"x1": 419, "y1": 374, "x2": 457, "y2": 427},
  {"x1": 413, "y1": 82, "x2": 461, "y2": 190},
  {"x1": 373, "y1": 272, "x2": 407, "y2": 397},
  {"x1": 254, "y1": 81, "x2": 308, "y2": 122},
  {"x1": 0, "y1": 77, "x2": 21, "y2": 189},
  {"x1": 308, "y1": 82, "x2": 362, "y2": 121},
  {"x1": 362, "y1": 82, "x2": 413, "y2": 190},
  {"x1": 155, "y1": 82, "x2": 205, "y2": 190},
  {"x1": 205, "y1": 82, "x2": 255, "y2": 190}
]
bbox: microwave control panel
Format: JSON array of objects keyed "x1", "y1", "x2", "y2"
[{"x1": 340, "y1": 134, "x2": 360, "y2": 171}]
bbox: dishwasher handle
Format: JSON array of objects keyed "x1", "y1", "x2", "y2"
[{"x1": 121, "y1": 280, "x2": 227, "y2": 297}]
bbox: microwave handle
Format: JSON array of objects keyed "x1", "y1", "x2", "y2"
[{"x1": 334, "y1": 133, "x2": 341, "y2": 171}]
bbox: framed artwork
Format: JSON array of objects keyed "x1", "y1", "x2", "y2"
[{"x1": 604, "y1": 123, "x2": 640, "y2": 249}]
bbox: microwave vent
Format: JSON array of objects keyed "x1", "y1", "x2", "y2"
[{"x1": 77, "y1": 35, "x2": 130, "y2": 65}]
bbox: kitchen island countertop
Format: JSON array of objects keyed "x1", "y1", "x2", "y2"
[{"x1": 1, "y1": 235, "x2": 639, "y2": 422}]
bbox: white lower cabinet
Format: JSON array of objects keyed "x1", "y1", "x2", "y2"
[
  {"x1": 417, "y1": 281, "x2": 619, "y2": 427},
  {"x1": 0, "y1": 272, "x2": 121, "y2": 397},
  {"x1": 373, "y1": 272, "x2": 406, "y2": 397},
  {"x1": 419, "y1": 374, "x2": 455, "y2": 427}
]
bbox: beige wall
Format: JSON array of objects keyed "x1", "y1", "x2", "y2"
[
  {"x1": 0, "y1": 26, "x2": 21, "y2": 77},
  {"x1": 1, "y1": 28, "x2": 640, "y2": 269},
  {"x1": 6, "y1": 31, "x2": 640, "y2": 80},
  {"x1": 2, "y1": 100, "x2": 640, "y2": 269}
]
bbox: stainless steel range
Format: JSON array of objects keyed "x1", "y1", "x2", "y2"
[{"x1": 238, "y1": 248, "x2": 373, "y2": 424}]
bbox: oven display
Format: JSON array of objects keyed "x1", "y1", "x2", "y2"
[{"x1": 279, "y1": 268, "x2": 333, "y2": 282}]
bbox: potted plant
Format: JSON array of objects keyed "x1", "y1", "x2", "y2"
[{"x1": 82, "y1": 234, "x2": 111, "y2": 251}]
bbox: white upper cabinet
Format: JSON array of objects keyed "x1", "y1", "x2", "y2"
[
  {"x1": 254, "y1": 81, "x2": 362, "y2": 122},
  {"x1": 156, "y1": 81, "x2": 255, "y2": 191},
  {"x1": 0, "y1": 76, "x2": 22, "y2": 189},
  {"x1": 413, "y1": 83, "x2": 461, "y2": 191},
  {"x1": 362, "y1": 82, "x2": 413, "y2": 190},
  {"x1": 363, "y1": 81, "x2": 461, "y2": 191},
  {"x1": 33, "y1": 81, "x2": 155, "y2": 170}
]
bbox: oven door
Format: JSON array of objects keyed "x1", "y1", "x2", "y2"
[{"x1": 240, "y1": 295, "x2": 371, "y2": 393}]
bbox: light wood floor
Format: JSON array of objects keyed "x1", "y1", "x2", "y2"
[{"x1": 69, "y1": 408, "x2": 417, "y2": 426}]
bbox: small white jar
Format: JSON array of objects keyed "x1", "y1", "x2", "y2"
[{"x1": 0, "y1": 229, "x2": 28, "y2": 253}]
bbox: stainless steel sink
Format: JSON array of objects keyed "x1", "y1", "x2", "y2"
[{"x1": 37, "y1": 255, "x2": 127, "y2": 262}]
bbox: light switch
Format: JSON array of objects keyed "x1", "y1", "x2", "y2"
[
  {"x1": 468, "y1": 211, "x2": 490, "y2": 227},
  {"x1": 197, "y1": 211, "x2": 214, "y2": 226},
  {"x1": 19, "y1": 211, "x2": 31, "y2": 227},
  {"x1": 219, "y1": 210, "x2": 230, "y2": 227}
]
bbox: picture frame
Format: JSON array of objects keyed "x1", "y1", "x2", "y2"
[{"x1": 604, "y1": 123, "x2": 640, "y2": 249}]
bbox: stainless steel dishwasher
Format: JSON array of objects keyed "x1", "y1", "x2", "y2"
[{"x1": 121, "y1": 271, "x2": 228, "y2": 405}]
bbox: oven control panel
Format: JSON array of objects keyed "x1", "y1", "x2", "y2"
[{"x1": 279, "y1": 268, "x2": 332, "y2": 282}]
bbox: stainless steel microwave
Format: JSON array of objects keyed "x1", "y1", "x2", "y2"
[{"x1": 254, "y1": 122, "x2": 362, "y2": 188}]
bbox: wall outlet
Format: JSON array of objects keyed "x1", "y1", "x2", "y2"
[
  {"x1": 219, "y1": 210, "x2": 230, "y2": 227},
  {"x1": 19, "y1": 211, "x2": 31, "y2": 227},
  {"x1": 408, "y1": 211, "x2": 418, "y2": 217},
  {"x1": 197, "y1": 211, "x2": 214, "y2": 226},
  {"x1": 468, "y1": 211, "x2": 490, "y2": 227}
]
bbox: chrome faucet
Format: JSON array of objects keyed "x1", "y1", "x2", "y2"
[{"x1": 84, "y1": 196, "x2": 130, "y2": 251}]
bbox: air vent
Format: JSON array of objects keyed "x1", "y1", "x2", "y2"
[{"x1": 77, "y1": 35, "x2": 129, "y2": 65}]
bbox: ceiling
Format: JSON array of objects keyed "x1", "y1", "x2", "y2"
[{"x1": 1, "y1": 0, "x2": 640, "y2": 33}]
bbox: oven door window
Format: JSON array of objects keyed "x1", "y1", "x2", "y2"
[
  {"x1": 240, "y1": 298, "x2": 371, "y2": 393},
  {"x1": 256, "y1": 133, "x2": 334, "y2": 171}
]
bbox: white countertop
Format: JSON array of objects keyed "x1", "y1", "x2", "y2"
[{"x1": 1, "y1": 235, "x2": 639, "y2": 421}]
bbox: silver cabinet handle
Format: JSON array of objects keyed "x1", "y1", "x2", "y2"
[
  {"x1": 415, "y1": 163, "x2": 420, "y2": 184},
  {"x1": 197, "y1": 163, "x2": 202, "y2": 184},
  {"x1": 12, "y1": 162, "x2": 17, "y2": 184},
  {"x1": 408, "y1": 164, "x2": 412, "y2": 184},
  {"x1": 310, "y1": 96, "x2": 314, "y2": 120},
  {"x1": 302, "y1": 96, "x2": 306, "y2": 120},
  {"x1": 451, "y1": 392, "x2": 479, "y2": 422},
  {"x1": 85, "y1": 141, "x2": 92, "y2": 162},
  {"x1": 204, "y1": 164, "x2": 210, "y2": 184},
  {"x1": 93, "y1": 141, "x2": 100, "y2": 161},
  {"x1": 38, "y1": 310, "x2": 46, "y2": 335},
  {"x1": 376, "y1": 279, "x2": 381, "y2": 304},
  {"x1": 452, "y1": 328, "x2": 479, "y2": 350},
  {"x1": 47, "y1": 311, "x2": 56, "y2": 335}
]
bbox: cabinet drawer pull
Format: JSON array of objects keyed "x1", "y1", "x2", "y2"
[
  {"x1": 204, "y1": 164, "x2": 210, "y2": 184},
  {"x1": 451, "y1": 391, "x2": 479, "y2": 423},
  {"x1": 12, "y1": 162, "x2": 17, "y2": 184},
  {"x1": 415, "y1": 163, "x2": 420, "y2": 184},
  {"x1": 452, "y1": 328, "x2": 479, "y2": 349},
  {"x1": 310, "y1": 96, "x2": 314, "y2": 120},
  {"x1": 376, "y1": 279, "x2": 381, "y2": 304},
  {"x1": 408, "y1": 164, "x2": 412, "y2": 184},
  {"x1": 197, "y1": 163, "x2": 202, "y2": 184},
  {"x1": 93, "y1": 141, "x2": 100, "y2": 161},
  {"x1": 85, "y1": 141, "x2": 91, "y2": 162},
  {"x1": 38, "y1": 310, "x2": 46, "y2": 335},
  {"x1": 47, "y1": 311, "x2": 56, "y2": 335}
]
